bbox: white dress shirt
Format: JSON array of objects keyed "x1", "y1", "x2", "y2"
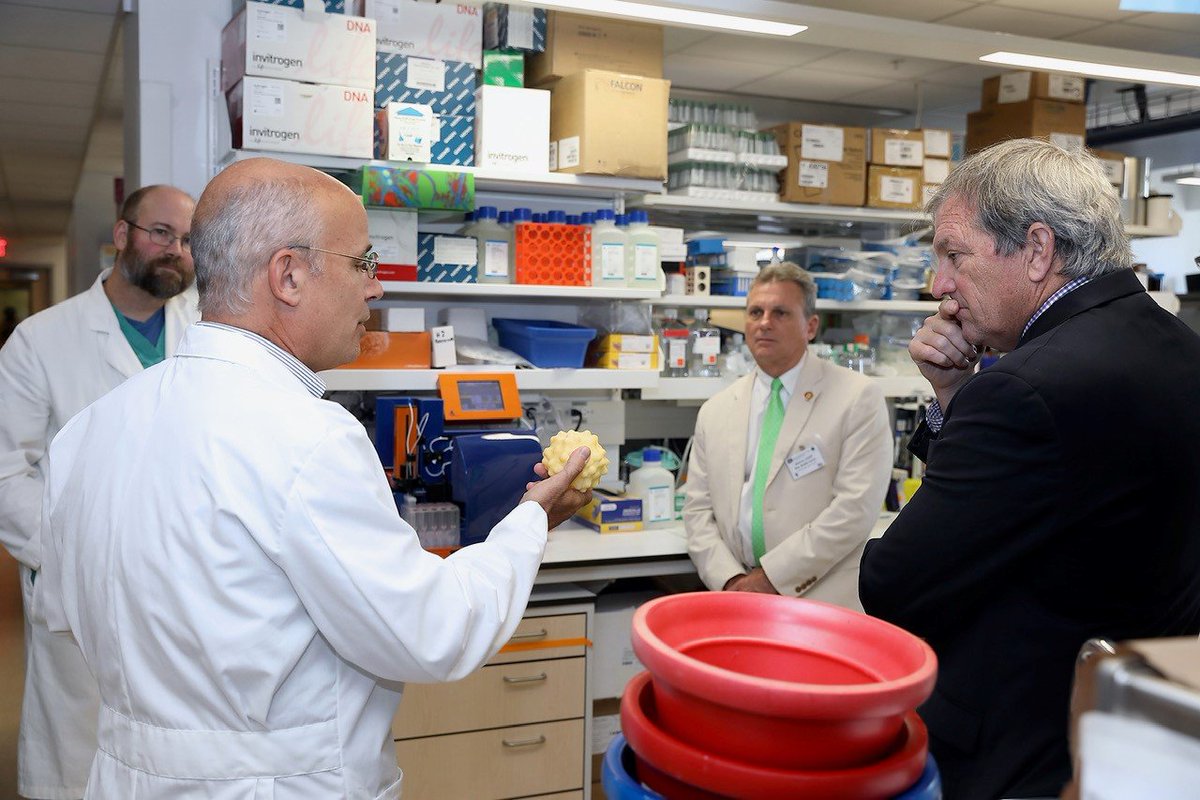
[{"x1": 735, "y1": 354, "x2": 806, "y2": 561}]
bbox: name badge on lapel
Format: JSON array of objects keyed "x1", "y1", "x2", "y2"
[{"x1": 786, "y1": 445, "x2": 825, "y2": 480}]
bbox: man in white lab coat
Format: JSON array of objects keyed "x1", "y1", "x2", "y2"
[
  {"x1": 36, "y1": 157, "x2": 593, "y2": 799},
  {"x1": 0, "y1": 184, "x2": 197, "y2": 800}
]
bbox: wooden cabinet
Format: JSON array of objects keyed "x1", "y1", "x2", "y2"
[{"x1": 395, "y1": 608, "x2": 591, "y2": 799}]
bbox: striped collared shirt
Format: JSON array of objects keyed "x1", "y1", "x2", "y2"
[
  {"x1": 925, "y1": 276, "x2": 1091, "y2": 433},
  {"x1": 196, "y1": 321, "x2": 326, "y2": 398}
]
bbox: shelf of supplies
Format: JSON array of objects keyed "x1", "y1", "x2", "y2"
[
  {"x1": 218, "y1": 150, "x2": 664, "y2": 199},
  {"x1": 640, "y1": 374, "x2": 933, "y2": 401},
  {"x1": 377, "y1": 282, "x2": 661, "y2": 301},
  {"x1": 1125, "y1": 222, "x2": 1183, "y2": 238},
  {"x1": 320, "y1": 368, "x2": 659, "y2": 392},
  {"x1": 649, "y1": 294, "x2": 939, "y2": 312},
  {"x1": 632, "y1": 194, "x2": 927, "y2": 225}
]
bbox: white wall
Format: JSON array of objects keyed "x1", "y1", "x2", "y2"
[{"x1": 66, "y1": 171, "x2": 121, "y2": 297}]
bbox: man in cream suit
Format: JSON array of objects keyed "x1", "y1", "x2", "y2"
[{"x1": 684, "y1": 262, "x2": 892, "y2": 607}]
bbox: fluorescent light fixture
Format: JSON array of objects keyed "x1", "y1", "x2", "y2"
[
  {"x1": 979, "y1": 51, "x2": 1200, "y2": 89},
  {"x1": 1164, "y1": 167, "x2": 1200, "y2": 186},
  {"x1": 531, "y1": 0, "x2": 806, "y2": 36}
]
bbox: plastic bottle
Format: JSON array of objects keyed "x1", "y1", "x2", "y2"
[
  {"x1": 591, "y1": 209, "x2": 627, "y2": 288},
  {"x1": 532, "y1": 212, "x2": 548, "y2": 223},
  {"x1": 456, "y1": 210, "x2": 476, "y2": 236},
  {"x1": 547, "y1": 210, "x2": 567, "y2": 224},
  {"x1": 473, "y1": 205, "x2": 511, "y2": 284},
  {"x1": 625, "y1": 210, "x2": 661, "y2": 290},
  {"x1": 689, "y1": 308, "x2": 721, "y2": 377},
  {"x1": 720, "y1": 332, "x2": 751, "y2": 377},
  {"x1": 626, "y1": 449, "x2": 675, "y2": 527},
  {"x1": 509, "y1": 207, "x2": 533, "y2": 280},
  {"x1": 657, "y1": 307, "x2": 689, "y2": 377},
  {"x1": 566, "y1": 214, "x2": 581, "y2": 226},
  {"x1": 580, "y1": 211, "x2": 596, "y2": 227}
]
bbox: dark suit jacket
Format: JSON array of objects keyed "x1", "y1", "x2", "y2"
[{"x1": 861, "y1": 269, "x2": 1200, "y2": 799}]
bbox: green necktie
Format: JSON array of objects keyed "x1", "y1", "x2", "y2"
[{"x1": 752, "y1": 378, "x2": 785, "y2": 563}]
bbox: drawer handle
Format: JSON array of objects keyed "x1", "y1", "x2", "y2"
[
  {"x1": 509, "y1": 628, "x2": 548, "y2": 642},
  {"x1": 502, "y1": 735, "x2": 547, "y2": 748},
  {"x1": 503, "y1": 672, "x2": 548, "y2": 685}
]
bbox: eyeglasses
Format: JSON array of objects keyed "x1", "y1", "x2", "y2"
[
  {"x1": 291, "y1": 245, "x2": 380, "y2": 280},
  {"x1": 124, "y1": 220, "x2": 191, "y2": 250}
]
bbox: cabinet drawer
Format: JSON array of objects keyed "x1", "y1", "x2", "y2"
[
  {"x1": 489, "y1": 612, "x2": 588, "y2": 665},
  {"x1": 396, "y1": 718, "x2": 584, "y2": 800},
  {"x1": 395, "y1": 656, "x2": 585, "y2": 739}
]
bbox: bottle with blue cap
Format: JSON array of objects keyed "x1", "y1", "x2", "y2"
[
  {"x1": 508, "y1": 207, "x2": 534, "y2": 281},
  {"x1": 626, "y1": 210, "x2": 661, "y2": 290},
  {"x1": 547, "y1": 210, "x2": 567, "y2": 224},
  {"x1": 474, "y1": 205, "x2": 510, "y2": 284},
  {"x1": 626, "y1": 448, "x2": 676, "y2": 527},
  {"x1": 591, "y1": 209, "x2": 627, "y2": 288}
]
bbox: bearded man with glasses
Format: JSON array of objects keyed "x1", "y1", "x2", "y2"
[{"x1": 0, "y1": 184, "x2": 200, "y2": 800}]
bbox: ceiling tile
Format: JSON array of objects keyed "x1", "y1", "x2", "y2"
[
  {"x1": 800, "y1": 50, "x2": 954, "y2": 80},
  {"x1": 1062, "y1": 22, "x2": 1200, "y2": 56},
  {"x1": 0, "y1": 44, "x2": 104, "y2": 80},
  {"x1": 2, "y1": 101, "x2": 93, "y2": 127},
  {"x1": 0, "y1": 4, "x2": 116, "y2": 53},
  {"x1": 676, "y1": 33, "x2": 839, "y2": 67},
  {"x1": 742, "y1": 68, "x2": 893, "y2": 103},
  {"x1": 935, "y1": 5, "x2": 1106, "y2": 37},
  {"x1": 841, "y1": 80, "x2": 979, "y2": 112},
  {"x1": 918, "y1": 63, "x2": 1006, "y2": 89},
  {"x1": 663, "y1": 27, "x2": 712, "y2": 53},
  {"x1": 1119, "y1": 9, "x2": 1200, "y2": 32},
  {"x1": 3, "y1": 154, "x2": 82, "y2": 183},
  {"x1": 0, "y1": 77, "x2": 97, "y2": 107},
  {"x1": 992, "y1": 0, "x2": 1138, "y2": 22},
  {"x1": 2, "y1": 0, "x2": 120, "y2": 13},
  {"x1": 1, "y1": 139, "x2": 87, "y2": 159},
  {"x1": 14, "y1": 205, "x2": 72, "y2": 232},
  {"x1": 779, "y1": 0, "x2": 977, "y2": 22},
  {"x1": 9, "y1": 180, "x2": 78, "y2": 202},
  {"x1": 0, "y1": 122, "x2": 89, "y2": 145},
  {"x1": 665, "y1": 56, "x2": 788, "y2": 92}
]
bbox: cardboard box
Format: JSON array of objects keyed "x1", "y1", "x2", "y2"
[
  {"x1": 338, "y1": 331, "x2": 431, "y2": 368},
  {"x1": 377, "y1": 306, "x2": 424, "y2": 332},
  {"x1": 221, "y1": 1, "x2": 375, "y2": 93},
  {"x1": 592, "y1": 333, "x2": 656, "y2": 353},
  {"x1": 923, "y1": 157, "x2": 950, "y2": 185},
  {"x1": 526, "y1": 11, "x2": 663, "y2": 87},
  {"x1": 982, "y1": 70, "x2": 1086, "y2": 107},
  {"x1": 374, "y1": 104, "x2": 475, "y2": 166},
  {"x1": 592, "y1": 591, "x2": 660, "y2": 699},
  {"x1": 966, "y1": 98, "x2": 1087, "y2": 154},
  {"x1": 550, "y1": 70, "x2": 669, "y2": 180},
  {"x1": 771, "y1": 122, "x2": 867, "y2": 207},
  {"x1": 868, "y1": 165, "x2": 922, "y2": 210},
  {"x1": 348, "y1": 165, "x2": 475, "y2": 211},
  {"x1": 358, "y1": 0, "x2": 482, "y2": 67},
  {"x1": 475, "y1": 85, "x2": 551, "y2": 173},
  {"x1": 1090, "y1": 148, "x2": 1127, "y2": 185},
  {"x1": 227, "y1": 77, "x2": 373, "y2": 158},
  {"x1": 483, "y1": 2, "x2": 546, "y2": 51},
  {"x1": 922, "y1": 128, "x2": 952, "y2": 159},
  {"x1": 366, "y1": 208, "x2": 418, "y2": 281},
  {"x1": 417, "y1": 233, "x2": 477, "y2": 282},
  {"x1": 482, "y1": 49, "x2": 524, "y2": 87},
  {"x1": 590, "y1": 350, "x2": 659, "y2": 370},
  {"x1": 869, "y1": 128, "x2": 924, "y2": 167},
  {"x1": 374, "y1": 53, "x2": 476, "y2": 115},
  {"x1": 575, "y1": 490, "x2": 643, "y2": 533}
]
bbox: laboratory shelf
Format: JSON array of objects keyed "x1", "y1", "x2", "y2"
[
  {"x1": 650, "y1": 294, "x2": 939, "y2": 313},
  {"x1": 641, "y1": 375, "x2": 933, "y2": 401},
  {"x1": 632, "y1": 193, "x2": 928, "y2": 226},
  {"x1": 320, "y1": 367, "x2": 659, "y2": 392},
  {"x1": 1125, "y1": 221, "x2": 1183, "y2": 238},
  {"x1": 378, "y1": 282, "x2": 661, "y2": 301},
  {"x1": 217, "y1": 149, "x2": 664, "y2": 199}
]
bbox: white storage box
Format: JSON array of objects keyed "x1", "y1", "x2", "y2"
[
  {"x1": 359, "y1": 0, "x2": 483, "y2": 68},
  {"x1": 475, "y1": 85, "x2": 551, "y2": 173},
  {"x1": 227, "y1": 76, "x2": 373, "y2": 158}
]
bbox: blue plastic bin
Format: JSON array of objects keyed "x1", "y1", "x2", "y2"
[{"x1": 491, "y1": 318, "x2": 597, "y2": 368}]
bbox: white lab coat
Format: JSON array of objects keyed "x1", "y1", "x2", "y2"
[
  {"x1": 0, "y1": 269, "x2": 198, "y2": 799},
  {"x1": 38, "y1": 322, "x2": 548, "y2": 799}
]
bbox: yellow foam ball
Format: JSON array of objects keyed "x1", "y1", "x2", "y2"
[{"x1": 542, "y1": 430, "x2": 608, "y2": 492}]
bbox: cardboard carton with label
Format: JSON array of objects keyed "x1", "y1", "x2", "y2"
[
  {"x1": 770, "y1": 122, "x2": 867, "y2": 207},
  {"x1": 868, "y1": 165, "x2": 923, "y2": 210},
  {"x1": 527, "y1": 11, "x2": 663, "y2": 87},
  {"x1": 966, "y1": 99, "x2": 1086, "y2": 155},
  {"x1": 549, "y1": 70, "x2": 669, "y2": 180}
]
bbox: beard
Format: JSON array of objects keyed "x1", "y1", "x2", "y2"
[{"x1": 117, "y1": 248, "x2": 194, "y2": 300}]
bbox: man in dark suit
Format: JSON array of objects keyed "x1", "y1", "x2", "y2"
[{"x1": 860, "y1": 138, "x2": 1200, "y2": 800}]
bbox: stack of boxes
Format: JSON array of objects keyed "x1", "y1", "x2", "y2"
[
  {"x1": 864, "y1": 127, "x2": 953, "y2": 211},
  {"x1": 966, "y1": 70, "x2": 1087, "y2": 155},
  {"x1": 770, "y1": 123, "x2": 868, "y2": 207},
  {"x1": 221, "y1": 0, "x2": 377, "y2": 158}
]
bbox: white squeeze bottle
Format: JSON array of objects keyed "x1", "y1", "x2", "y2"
[
  {"x1": 474, "y1": 205, "x2": 511, "y2": 284},
  {"x1": 508, "y1": 207, "x2": 533, "y2": 281},
  {"x1": 626, "y1": 210, "x2": 661, "y2": 290},
  {"x1": 591, "y1": 209, "x2": 627, "y2": 288},
  {"x1": 627, "y1": 448, "x2": 676, "y2": 527}
]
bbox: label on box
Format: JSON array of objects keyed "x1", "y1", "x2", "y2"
[
  {"x1": 923, "y1": 184, "x2": 937, "y2": 207},
  {"x1": 1050, "y1": 132, "x2": 1084, "y2": 152},
  {"x1": 924, "y1": 129, "x2": 950, "y2": 158},
  {"x1": 885, "y1": 138, "x2": 923, "y2": 167},
  {"x1": 800, "y1": 125, "x2": 844, "y2": 162},
  {"x1": 613, "y1": 335, "x2": 653, "y2": 352},
  {"x1": 483, "y1": 240, "x2": 509, "y2": 277},
  {"x1": 644, "y1": 486, "x2": 673, "y2": 523},
  {"x1": 923, "y1": 158, "x2": 949, "y2": 184},
  {"x1": 1049, "y1": 74, "x2": 1085, "y2": 102},
  {"x1": 253, "y1": 5, "x2": 288, "y2": 41},
  {"x1": 880, "y1": 176, "x2": 915, "y2": 204},
  {"x1": 251, "y1": 80, "x2": 285, "y2": 117},
  {"x1": 506, "y1": 6, "x2": 534, "y2": 50},
  {"x1": 601, "y1": 243, "x2": 624, "y2": 279},
  {"x1": 558, "y1": 136, "x2": 581, "y2": 169},
  {"x1": 667, "y1": 339, "x2": 687, "y2": 368},
  {"x1": 999, "y1": 72, "x2": 1032, "y2": 103},
  {"x1": 1099, "y1": 158, "x2": 1124, "y2": 185},
  {"x1": 370, "y1": 0, "x2": 483, "y2": 67},
  {"x1": 798, "y1": 160, "x2": 829, "y2": 188},
  {"x1": 612, "y1": 353, "x2": 652, "y2": 369},
  {"x1": 634, "y1": 243, "x2": 657, "y2": 280},
  {"x1": 434, "y1": 235, "x2": 477, "y2": 266},
  {"x1": 693, "y1": 336, "x2": 719, "y2": 356},
  {"x1": 548, "y1": 140, "x2": 558, "y2": 170},
  {"x1": 406, "y1": 57, "x2": 446, "y2": 92}
]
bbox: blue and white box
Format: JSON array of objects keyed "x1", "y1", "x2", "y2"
[
  {"x1": 375, "y1": 53, "x2": 476, "y2": 116},
  {"x1": 359, "y1": 0, "x2": 483, "y2": 68},
  {"x1": 483, "y1": 3, "x2": 545, "y2": 52},
  {"x1": 418, "y1": 234, "x2": 478, "y2": 283},
  {"x1": 375, "y1": 103, "x2": 475, "y2": 166}
]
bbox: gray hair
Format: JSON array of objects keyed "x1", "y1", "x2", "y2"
[
  {"x1": 927, "y1": 139, "x2": 1132, "y2": 279},
  {"x1": 191, "y1": 176, "x2": 323, "y2": 316},
  {"x1": 751, "y1": 261, "x2": 818, "y2": 318}
]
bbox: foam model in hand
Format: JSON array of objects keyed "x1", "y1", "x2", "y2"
[{"x1": 542, "y1": 430, "x2": 608, "y2": 492}]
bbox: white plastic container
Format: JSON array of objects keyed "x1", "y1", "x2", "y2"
[
  {"x1": 626, "y1": 209, "x2": 661, "y2": 290},
  {"x1": 508, "y1": 207, "x2": 533, "y2": 279},
  {"x1": 626, "y1": 449, "x2": 676, "y2": 527},
  {"x1": 474, "y1": 206, "x2": 511, "y2": 284},
  {"x1": 591, "y1": 209, "x2": 628, "y2": 288},
  {"x1": 689, "y1": 307, "x2": 721, "y2": 377}
]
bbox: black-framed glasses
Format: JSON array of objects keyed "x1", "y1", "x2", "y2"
[
  {"x1": 291, "y1": 245, "x2": 380, "y2": 280},
  {"x1": 124, "y1": 219, "x2": 191, "y2": 250}
]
